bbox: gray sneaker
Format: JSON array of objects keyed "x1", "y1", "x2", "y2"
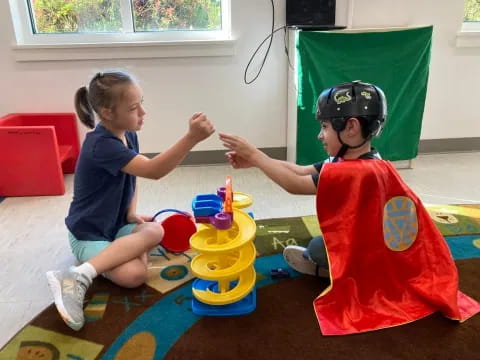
[
  {"x1": 46, "y1": 268, "x2": 92, "y2": 331},
  {"x1": 283, "y1": 245, "x2": 330, "y2": 278}
]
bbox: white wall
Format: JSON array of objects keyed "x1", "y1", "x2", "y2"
[
  {"x1": 1, "y1": 0, "x2": 479, "y2": 153},
  {"x1": 340, "y1": 0, "x2": 480, "y2": 140},
  {"x1": 0, "y1": 0, "x2": 288, "y2": 153}
]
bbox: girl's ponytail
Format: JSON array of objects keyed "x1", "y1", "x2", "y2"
[{"x1": 74, "y1": 86, "x2": 95, "y2": 129}]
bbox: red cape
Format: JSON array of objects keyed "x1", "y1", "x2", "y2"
[{"x1": 313, "y1": 160, "x2": 480, "y2": 335}]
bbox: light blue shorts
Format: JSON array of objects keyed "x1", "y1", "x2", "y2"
[{"x1": 68, "y1": 223, "x2": 137, "y2": 263}]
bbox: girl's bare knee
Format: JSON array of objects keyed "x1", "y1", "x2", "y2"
[
  {"x1": 121, "y1": 268, "x2": 147, "y2": 288},
  {"x1": 125, "y1": 270, "x2": 147, "y2": 288},
  {"x1": 110, "y1": 263, "x2": 148, "y2": 288},
  {"x1": 143, "y1": 222, "x2": 164, "y2": 248}
]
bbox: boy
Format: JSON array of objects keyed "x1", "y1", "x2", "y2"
[
  {"x1": 219, "y1": 81, "x2": 480, "y2": 335},
  {"x1": 220, "y1": 81, "x2": 385, "y2": 276}
]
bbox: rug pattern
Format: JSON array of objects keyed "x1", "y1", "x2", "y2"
[{"x1": 1, "y1": 204, "x2": 480, "y2": 360}]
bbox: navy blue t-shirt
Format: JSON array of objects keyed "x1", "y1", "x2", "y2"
[{"x1": 66, "y1": 124, "x2": 139, "y2": 241}]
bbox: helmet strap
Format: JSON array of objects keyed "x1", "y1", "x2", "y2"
[
  {"x1": 333, "y1": 143, "x2": 348, "y2": 161},
  {"x1": 334, "y1": 132, "x2": 372, "y2": 160}
]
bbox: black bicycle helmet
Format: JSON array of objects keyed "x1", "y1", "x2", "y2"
[
  {"x1": 315, "y1": 81, "x2": 387, "y2": 159},
  {"x1": 316, "y1": 80, "x2": 387, "y2": 138}
]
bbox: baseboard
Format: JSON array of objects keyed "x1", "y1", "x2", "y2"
[
  {"x1": 418, "y1": 137, "x2": 480, "y2": 154},
  {"x1": 144, "y1": 147, "x2": 287, "y2": 166},
  {"x1": 0, "y1": 139, "x2": 475, "y2": 202},
  {"x1": 144, "y1": 138, "x2": 480, "y2": 166}
]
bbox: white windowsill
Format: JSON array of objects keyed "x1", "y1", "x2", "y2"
[
  {"x1": 12, "y1": 38, "x2": 236, "y2": 62},
  {"x1": 456, "y1": 22, "x2": 480, "y2": 47},
  {"x1": 456, "y1": 31, "x2": 480, "y2": 47}
]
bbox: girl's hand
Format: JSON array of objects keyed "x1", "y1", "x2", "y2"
[
  {"x1": 187, "y1": 112, "x2": 215, "y2": 143},
  {"x1": 127, "y1": 214, "x2": 153, "y2": 224},
  {"x1": 219, "y1": 133, "x2": 263, "y2": 166}
]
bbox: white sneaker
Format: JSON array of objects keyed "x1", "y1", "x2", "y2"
[{"x1": 283, "y1": 245, "x2": 329, "y2": 277}]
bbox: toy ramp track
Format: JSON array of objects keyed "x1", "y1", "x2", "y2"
[
  {"x1": 190, "y1": 209, "x2": 256, "y2": 253},
  {"x1": 190, "y1": 241, "x2": 256, "y2": 280},
  {"x1": 192, "y1": 267, "x2": 256, "y2": 305}
]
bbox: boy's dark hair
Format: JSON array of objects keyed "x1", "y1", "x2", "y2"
[
  {"x1": 327, "y1": 115, "x2": 383, "y2": 140},
  {"x1": 74, "y1": 70, "x2": 134, "y2": 129},
  {"x1": 316, "y1": 81, "x2": 387, "y2": 140}
]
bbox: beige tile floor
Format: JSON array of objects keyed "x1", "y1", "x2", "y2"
[{"x1": 1, "y1": 152, "x2": 479, "y2": 347}]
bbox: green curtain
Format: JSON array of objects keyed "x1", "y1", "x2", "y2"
[{"x1": 296, "y1": 26, "x2": 433, "y2": 164}]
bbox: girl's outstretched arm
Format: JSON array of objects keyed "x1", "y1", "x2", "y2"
[{"x1": 123, "y1": 112, "x2": 214, "y2": 180}]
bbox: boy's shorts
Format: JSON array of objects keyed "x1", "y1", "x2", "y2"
[{"x1": 68, "y1": 223, "x2": 137, "y2": 263}]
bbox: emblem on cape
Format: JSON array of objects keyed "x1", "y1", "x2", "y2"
[{"x1": 383, "y1": 196, "x2": 418, "y2": 251}]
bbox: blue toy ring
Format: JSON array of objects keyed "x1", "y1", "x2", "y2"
[{"x1": 153, "y1": 209, "x2": 191, "y2": 221}]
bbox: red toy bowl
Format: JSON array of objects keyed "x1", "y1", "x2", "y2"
[{"x1": 159, "y1": 213, "x2": 196, "y2": 253}]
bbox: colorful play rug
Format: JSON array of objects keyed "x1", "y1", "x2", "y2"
[{"x1": 2, "y1": 204, "x2": 480, "y2": 360}]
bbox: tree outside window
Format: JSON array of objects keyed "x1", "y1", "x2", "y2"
[
  {"x1": 28, "y1": 0, "x2": 222, "y2": 34},
  {"x1": 464, "y1": 0, "x2": 480, "y2": 22}
]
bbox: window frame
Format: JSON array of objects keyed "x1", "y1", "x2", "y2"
[
  {"x1": 8, "y1": 0, "x2": 234, "y2": 61},
  {"x1": 456, "y1": 3, "x2": 480, "y2": 47}
]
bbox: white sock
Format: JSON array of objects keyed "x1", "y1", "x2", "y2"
[{"x1": 72, "y1": 262, "x2": 98, "y2": 282}]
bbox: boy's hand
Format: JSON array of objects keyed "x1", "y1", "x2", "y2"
[
  {"x1": 219, "y1": 133, "x2": 263, "y2": 166},
  {"x1": 127, "y1": 214, "x2": 153, "y2": 224},
  {"x1": 225, "y1": 151, "x2": 254, "y2": 169},
  {"x1": 187, "y1": 112, "x2": 215, "y2": 143}
]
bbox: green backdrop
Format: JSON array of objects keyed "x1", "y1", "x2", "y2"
[{"x1": 296, "y1": 26, "x2": 433, "y2": 165}]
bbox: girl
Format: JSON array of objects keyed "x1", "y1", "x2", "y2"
[{"x1": 46, "y1": 70, "x2": 214, "y2": 331}]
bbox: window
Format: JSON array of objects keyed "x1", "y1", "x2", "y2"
[
  {"x1": 457, "y1": 0, "x2": 480, "y2": 47},
  {"x1": 464, "y1": 0, "x2": 480, "y2": 23},
  {"x1": 28, "y1": 0, "x2": 222, "y2": 34},
  {"x1": 9, "y1": 0, "x2": 233, "y2": 60}
]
